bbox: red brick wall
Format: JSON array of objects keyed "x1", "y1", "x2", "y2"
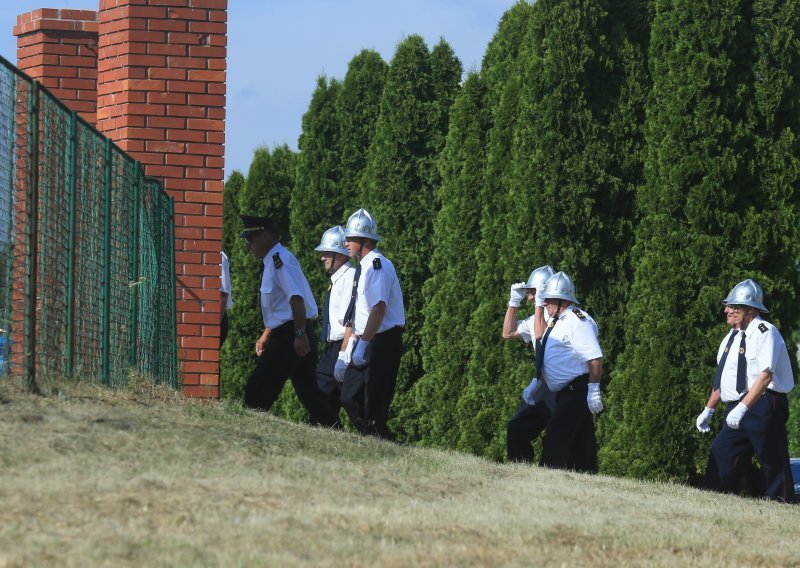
[
  {"x1": 14, "y1": 9, "x2": 99, "y2": 125},
  {"x1": 95, "y1": 0, "x2": 227, "y2": 398},
  {"x1": 14, "y1": 1, "x2": 227, "y2": 397}
]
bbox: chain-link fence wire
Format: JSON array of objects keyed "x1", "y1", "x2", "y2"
[
  {"x1": 0, "y1": 55, "x2": 176, "y2": 388},
  {"x1": 137, "y1": 178, "x2": 177, "y2": 383},
  {"x1": 0, "y1": 63, "x2": 16, "y2": 375}
]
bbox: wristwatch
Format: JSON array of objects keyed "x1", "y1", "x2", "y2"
[{"x1": 294, "y1": 329, "x2": 306, "y2": 338}]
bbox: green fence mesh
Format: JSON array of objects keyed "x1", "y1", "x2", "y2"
[{"x1": 0, "y1": 55, "x2": 177, "y2": 389}]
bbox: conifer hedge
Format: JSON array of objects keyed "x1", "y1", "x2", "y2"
[{"x1": 221, "y1": 0, "x2": 800, "y2": 471}]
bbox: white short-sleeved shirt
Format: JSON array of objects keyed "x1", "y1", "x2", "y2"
[
  {"x1": 542, "y1": 307, "x2": 602, "y2": 391},
  {"x1": 220, "y1": 251, "x2": 233, "y2": 310},
  {"x1": 353, "y1": 249, "x2": 405, "y2": 335},
  {"x1": 516, "y1": 312, "x2": 551, "y2": 347},
  {"x1": 325, "y1": 263, "x2": 356, "y2": 342},
  {"x1": 259, "y1": 243, "x2": 318, "y2": 328},
  {"x1": 742, "y1": 316, "x2": 795, "y2": 394},
  {"x1": 717, "y1": 327, "x2": 745, "y2": 403},
  {"x1": 516, "y1": 315, "x2": 534, "y2": 344}
]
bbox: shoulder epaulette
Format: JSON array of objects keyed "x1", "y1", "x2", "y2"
[
  {"x1": 572, "y1": 308, "x2": 586, "y2": 320},
  {"x1": 373, "y1": 257, "x2": 382, "y2": 269},
  {"x1": 759, "y1": 323, "x2": 768, "y2": 333},
  {"x1": 272, "y1": 252, "x2": 283, "y2": 269}
]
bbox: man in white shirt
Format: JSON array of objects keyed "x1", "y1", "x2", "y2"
[
  {"x1": 239, "y1": 213, "x2": 338, "y2": 426},
  {"x1": 704, "y1": 279, "x2": 796, "y2": 502},
  {"x1": 504, "y1": 265, "x2": 557, "y2": 463},
  {"x1": 695, "y1": 306, "x2": 767, "y2": 496},
  {"x1": 537, "y1": 272, "x2": 603, "y2": 473},
  {"x1": 314, "y1": 226, "x2": 356, "y2": 424},
  {"x1": 338, "y1": 208, "x2": 405, "y2": 438}
]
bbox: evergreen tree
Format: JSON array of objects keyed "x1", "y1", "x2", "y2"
[
  {"x1": 508, "y1": 0, "x2": 642, "y2": 388},
  {"x1": 219, "y1": 169, "x2": 244, "y2": 400},
  {"x1": 336, "y1": 50, "x2": 388, "y2": 213},
  {"x1": 601, "y1": 0, "x2": 800, "y2": 481},
  {"x1": 222, "y1": 170, "x2": 244, "y2": 259},
  {"x1": 220, "y1": 146, "x2": 298, "y2": 411},
  {"x1": 289, "y1": 76, "x2": 342, "y2": 298},
  {"x1": 429, "y1": 39, "x2": 464, "y2": 156},
  {"x1": 746, "y1": 0, "x2": 800, "y2": 454},
  {"x1": 454, "y1": 1, "x2": 541, "y2": 459},
  {"x1": 359, "y1": 35, "x2": 461, "y2": 440},
  {"x1": 404, "y1": 72, "x2": 490, "y2": 445}
]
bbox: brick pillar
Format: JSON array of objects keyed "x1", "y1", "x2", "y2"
[
  {"x1": 97, "y1": 0, "x2": 227, "y2": 397},
  {"x1": 13, "y1": 9, "x2": 99, "y2": 126}
]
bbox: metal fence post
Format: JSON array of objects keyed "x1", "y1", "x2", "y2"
[
  {"x1": 128, "y1": 162, "x2": 141, "y2": 371},
  {"x1": 24, "y1": 81, "x2": 40, "y2": 393},
  {"x1": 64, "y1": 111, "x2": 78, "y2": 377},
  {"x1": 101, "y1": 138, "x2": 112, "y2": 384}
]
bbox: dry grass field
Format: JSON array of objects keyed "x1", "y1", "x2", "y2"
[{"x1": 1, "y1": 377, "x2": 798, "y2": 567}]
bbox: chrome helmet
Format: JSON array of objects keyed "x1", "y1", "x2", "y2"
[
  {"x1": 723, "y1": 279, "x2": 768, "y2": 313},
  {"x1": 343, "y1": 208, "x2": 381, "y2": 241},
  {"x1": 525, "y1": 265, "x2": 555, "y2": 291},
  {"x1": 314, "y1": 226, "x2": 349, "y2": 255},
  {"x1": 541, "y1": 271, "x2": 579, "y2": 305}
]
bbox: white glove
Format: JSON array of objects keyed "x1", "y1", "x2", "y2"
[
  {"x1": 587, "y1": 383, "x2": 603, "y2": 414},
  {"x1": 522, "y1": 377, "x2": 540, "y2": 405},
  {"x1": 509, "y1": 282, "x2": 526, "y2": 307},
  {"x1": 726, "y1": 403, "x2": 748, "y2": 430},
  {"x1": 534, "y1": 291, "x2": 546, "y2": 308},
  {"x1": 334, "y1": 352, "x2": 349, "y2": 382},
  {"x1": 695, "y1": 407, "x2": 714, "y2": 433},
  {"x1": 352, "y1": 338, "x2": 369, "y2": 367},
  {"x1": 334, "y1": 337, "x2": 356, "y2": 381}
]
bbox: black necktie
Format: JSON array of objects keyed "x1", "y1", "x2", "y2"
[
  {"x1": 711, "y1": 329, "x2": 738, "y2": 392},
  {"x1": 535, "y1": 316, "x2": 558, "y2": 379},
  {"x1": 736, "y1": 331, "x2": 747, "y2": 395},
  {"x1": 320, "y1": 284, "x2": 331, "y2": 342},
  {"x1": 342, "y1": 263, "x2": 362, "y2": 326}
]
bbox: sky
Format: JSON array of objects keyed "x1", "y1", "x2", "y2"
[{"x1": 0, "y1": 0, "x2": 517, "y2": 180}]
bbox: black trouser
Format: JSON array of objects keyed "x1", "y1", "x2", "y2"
[
  {"x1": 316, "y1": 339, "x2": 343, "y2": 424},
  {"x1": 243, "y1": 320, "x2": 339, "y2": 427},
  {"x1": 541, "y1": 374, "x2": 598, "y2": 473},
  {"x1": 341, "y1": 326, "x2": 403, "y2": 437},
  {"x1": 507, "y1": 383, "x2": 557, "y2": 463},
  {"x1": 705, "y1": 391, "x2": 796, "y2": 503}
]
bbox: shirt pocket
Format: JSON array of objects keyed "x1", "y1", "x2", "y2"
[
  {"x1": 260, "y1": 281, "x2": 272, "y2": 315},
  {"x1": 744, "y1": 352, "x2": 759, "y2": 377}
]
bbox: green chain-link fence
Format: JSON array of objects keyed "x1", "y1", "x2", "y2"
[{"x1": 0, "y1": 54, "x2": 177, "y2": 389}]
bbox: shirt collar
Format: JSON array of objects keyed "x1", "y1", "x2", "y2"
[
  {"x1": 360, "y1": 248, "x2": 379, "y2": 268},
  {"x1": 263, "y1": 242, "x2": 282, "y2": 266}
]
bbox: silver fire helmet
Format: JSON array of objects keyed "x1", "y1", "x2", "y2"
[
  {"x1": 722, "y1": 279, "x2": 768, "y2": 313},
  {"x1": 314, "y1": 226, "x2": 349, "y2": 255},
  {"x1": 525, "y1": 265, "x2": 555, "y2": 291},
  {"x1": 541, "y1": 271, "x2": 579, "y2": 305},
  {"x1": 342, "y1": 208, "x2": 381, "y2": 241}
]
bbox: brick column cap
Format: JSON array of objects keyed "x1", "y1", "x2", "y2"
[{"x1": 14, "y1": 9, "x2": 99, "y2": 37}]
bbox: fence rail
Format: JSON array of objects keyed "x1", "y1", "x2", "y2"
[{"x1": 0, "y1": 54, "x2": 177, "y2": 389}]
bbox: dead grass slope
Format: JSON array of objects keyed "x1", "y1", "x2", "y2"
[{"x1": 0, "y1": 378, "x2": 798, "y2": 567}]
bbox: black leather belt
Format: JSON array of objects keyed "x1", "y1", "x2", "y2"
[
  {"x1": 564, "y1": 373, "x2": 589, "y2": 390},
  {"x1": 766, "y1": 389, "x2": 787, "y2": 399}
]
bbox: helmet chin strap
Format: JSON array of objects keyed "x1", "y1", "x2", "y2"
[{"x1": 327, "y1": 252, "x2": 338, "y2": 275}]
